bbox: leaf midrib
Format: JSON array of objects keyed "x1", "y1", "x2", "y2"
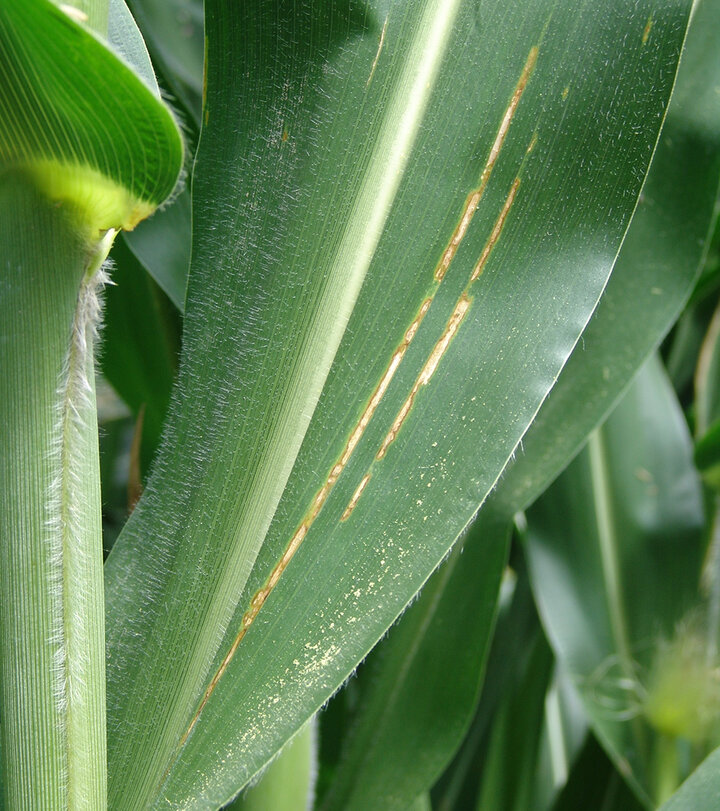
[{"x1": 121, "y1": 1, "x2": 467, "y2": 803}]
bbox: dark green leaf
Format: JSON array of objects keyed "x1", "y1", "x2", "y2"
[
  {"x1": 121, "y1": 188, "x2": 192, "y2": 311},
  {"x1": 124, "y1": 0, "x2": 204, "y2": 125},
  {"x1": 524, "y1": 356, "x2": 706, "y2": 803},
  {"x1": 103, "y1": 236, "x2": 180, "y2": 472},
  {"x1": 551, "y1": 735, "x2": 644, "y2": 811},
  {"x1": 490, "y1": 0, "x2": 720, "y2": 518},
  {"x1": 319, "y1": 510, "x2": 509, "y2": 811}
]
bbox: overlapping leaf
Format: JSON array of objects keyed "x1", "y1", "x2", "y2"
[
  {"x1": 490, "y1": 0, "x2": 720, "y2": 517},
  {"x1": 0, "y1": 0, "x2": 182, "y2": 231},
  {"x1": 103, "y1": 0, "x2": 693, "y2": 806},
  {"x1": 318, "y1": 511, "x2": 509, "y2": 811},
  {"x1": 524, "y1": 357, "x2": 706, "y2": 803}
]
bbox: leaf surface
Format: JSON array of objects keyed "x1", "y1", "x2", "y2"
[
  {"x1": 0, "y1": 0, "x2": 182, "y2": 231},
  {"x1": 524, "y1": 356, "x2": 706, "y2": 803},
  {"x1": 660, "y1": 746, "x2": 720, "y2": 810},
  {"x1": 490, "y1": 0, "x2": 720, "y2": 518},
  {"x1": 318, "y1": 510, "x2": 509, "y2": 811},
  {"x1": 103, "y1": 1, "x2": 693, "y2": 806}
]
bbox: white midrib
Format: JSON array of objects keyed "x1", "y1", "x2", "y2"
[
  {"x1": 587, "y1": 430, "x2": 633, "y2": 671},
  {"x1": 149, "y1": 0, "x2": 464, "y2": 803}
]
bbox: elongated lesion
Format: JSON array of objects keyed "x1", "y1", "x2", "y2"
[
  {"x1": 366, "y1": 15, "x2": 389, "y2": 87},
  {"x1": 341, "y1": 474, "x2": 372, "y2": 521},
  {"x1": 435, "y1": 190, "x2": 483, "y2": 281},
  {"x1": 179, "y1": 297, "x2": 434, "y2": 745},
  {"x1": 434, "y1": 46, "x2": 538, "y2": 282},
  {"x1": 180, "y1": 45, "x2": 540, "y2": 743},
  {"x1": 376, "y1": 295, "x2": 471, "y2": 460},
  {"x1": 470, "y1": 177, "x2": 520, "y2": 281}
]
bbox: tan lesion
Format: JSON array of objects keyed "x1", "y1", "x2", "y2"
[
  {"x1": 376, "y1": 295, "x2": 472, "y2": 461},
  {"x1": 470, "y1": 177, "x2": 520, "y2": 281},
  {"x1": 367, "y1": 15, "x2": 389, "y2": 87},
  {"x1": 177, "y1": 44, "x2": 540, "y2": 747},
  {"x1": 433, "y1": 46, "x2": 538, "y2": 284},
  {"x1": 341, "y1": 474, "x2": 372, "y2": 521},
  {"x1": 178, "y1": 297, "x2": 434, "y2": 744},
  {"x1": 642, "y1": 15, "x2": 653, "y2": 46}
]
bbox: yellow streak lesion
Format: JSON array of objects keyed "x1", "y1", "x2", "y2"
[
  {"x1": 642, "y1": 15, "x2": 653, "y2": 45},
  {"x1": 341, "y1": 474, "x2": 372, "y2": 521},
  {"x1": 470, "y1": 177, "x2": 520, "y2": 282},
  {"x1": 179, "y1": 298, "x2": 434, "y2": 744},
  {"x1": 377, "y1": 295, "x2": 471, "y2": 460},
  {"x1": 367, "y1": 15, "x2": 389, "y2": 87},
  {"x1": 433, "y1": 45, "x2": 538, "y2": 282},
  {"x1": 180, "y1": 45, "x2": 539, "y2": 745}
]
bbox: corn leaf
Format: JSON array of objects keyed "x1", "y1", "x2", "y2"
[
  {"x1": 103, "y1": 0, "x2": 694, "y2": 806},
  {"x1": 524, "y1": 356, "x2": 706, "y2": 804}
]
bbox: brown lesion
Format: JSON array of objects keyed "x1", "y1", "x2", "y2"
[
  {"x1": 642, "y1": 15, "x2": 653, "y2": 46},
  {"x1": 179, "y1": 298, "x2": 435, "y2": 745},
  {"x1": 340, "y1": 47, "x2": 539, "y2": 513},
  {"x1": 366, "y1": 15, "x2": 389, "y2": 87},
  {"x1": 435, "y1": 189, "x2": 483, "y2": 281},
  {"x1": 376, "y1": 295, "x2": 471, "y2": 461},
  {"x1": 341, "y1": 473, "x2": 372, "y2": 521}
]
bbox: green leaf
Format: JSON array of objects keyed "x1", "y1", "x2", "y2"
[
  {"x1": 474, "y1": 631, "x2": 554, "y2": 811},
  {"x1": 551, "y1": 735, "x2": 645, "y2": 811},
  {"x1": 225, "y1": 721, "x2": 316, "y2": 811},
  {"x1": 318, "y1": 510, "x2": 509, "y2": 811},
  {"x1": 694, "y1": 418, "x2": 720, "y2": 487},
  {"x1": 108, "y1": 0, "x2": 162, "y2": 95},
  {"x1": 665, "y1": 217, "x2": 720, "y2": 397},
  {"x1": 524, "y1": 356, "x2": 706, "y2": 804},
  {"x1": 102, "y1": 236, "x2": 180, "y2": 472},
  {"x1": 121, "y1": 188, "x2": 192, "y2": 311},
  {"x1": 104, "y1": 0, "x2": 194, "y2": 310},
  {"x1": 489, "y1": 0, "x2": 720, "y2": 519},
  {"x1": 103, "y1": 1, "x2": 693, "y2": 806},
  {"x1": 0, "y1": 0, "x2": 183, "y2": 233},
  {"x1": 407, "y1": 794, "x2": 433, "y2": 811},
  {"x1": 97, "y1": 409, "x2": 135, "y2": 554},
  {"x1": 696, "y1": 300, "x2": 720, "y2": 438},
  {"x1": 659, "y1": 746, "x2": 720, "y2": 810},
  {"x1": 533, "y1": 667, "x2": 589, "y2": 810},
  {"x1": 431, "y1": 558, "x2": 540, "y2": 811},
  {"x1": 124, "y1": 0, "x2": 204, "y2": 125},
  {"x1": 695, "y1": 293, "x2": 720, "y2": 487}
]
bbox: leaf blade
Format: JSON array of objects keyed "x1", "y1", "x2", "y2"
[{"x1": 103, "y1": 1, "x2": 694, "y2": 806}]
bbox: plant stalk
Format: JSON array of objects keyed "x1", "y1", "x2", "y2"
[{"x1": 0, "y1": 174, "x2": 108, "y2": 808}]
